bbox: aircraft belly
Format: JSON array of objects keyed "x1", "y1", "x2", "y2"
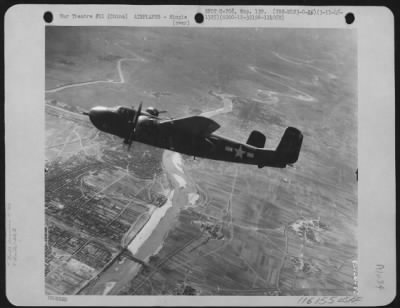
[
  {"x1": 137, "y1": 129, "x2": 261, "y2": 166},
  {"x1": 203, "y1": 137, "x2": 260, "y2": 165},
  {"x1": 217, "y1": 146, "x2": 258, "y2": 164},
  {"x1": 139, "y1": 130, "x2": 196, "y2": 155}
]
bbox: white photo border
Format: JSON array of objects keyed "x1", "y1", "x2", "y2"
[{"x1": 5, "y1": 4, "x2": 396, "y2": 306}]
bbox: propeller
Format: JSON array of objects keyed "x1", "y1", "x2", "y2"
[
  {"x1": 125, "y1": 101, "x2": 143, "y2": 150},
  {"x1": 142, "y1": 107, "x2": 167, "y2": 118},
  {"x1": 143, "y1": 113, "x2": 169, "y2": 120},
  {"x1": 157, "y1": 110, "x2": 170, "y2": 120},
  {"x1": 123, "y1": 103, "x2": 172, "y2": 150}
]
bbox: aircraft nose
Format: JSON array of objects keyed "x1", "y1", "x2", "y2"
[{"x1": 89, "y1": 106, "x2": 112, "y2": 131}]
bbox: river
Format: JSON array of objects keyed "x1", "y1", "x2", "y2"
[{"x1": 127, "y1": 151, "x2": 193, "y2": 261}]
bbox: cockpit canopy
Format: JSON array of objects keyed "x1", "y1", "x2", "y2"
[
  {"x1": 116, "y1": 106, "x2": 132, "y2": 115},
  {"x1": 115, "y1": 106, "x2": 135, "y2": 120},
  {"x1": 113, "y1": 106, "x2": 161, "y2": 122}
]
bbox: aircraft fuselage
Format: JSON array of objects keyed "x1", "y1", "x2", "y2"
[{"x1": 87, "y1": 106, "x2": 302, "y2": 168}]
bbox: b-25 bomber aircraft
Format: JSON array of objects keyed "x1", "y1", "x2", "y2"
[{"x1": 84, "y1": 103, "x2": 303, "y2": 168}]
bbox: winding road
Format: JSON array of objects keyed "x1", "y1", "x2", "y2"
[
  {"x1": 201, "y1": 91, "x2": 234, "y2": 117},
  {"x1": 45, "y1": 55, "x2": 147, "y2": 94}
]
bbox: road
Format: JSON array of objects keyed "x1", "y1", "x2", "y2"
[
  {"x1": 45, "y1": 55, "x2": 147, "y2": 94},
  {"x1": 201, "y1": 91, "x2": 233, "y2": 117}
]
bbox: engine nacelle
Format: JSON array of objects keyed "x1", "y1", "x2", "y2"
[
  {"x1": 136, "y1": 115, "x2": 158, "y2": 139},
  {"x1": 145, "y1": 107, "x2": 159, "y2": 117},
  {"x1": 138, "y1": 115, "x2": 157, "y2": 127}
]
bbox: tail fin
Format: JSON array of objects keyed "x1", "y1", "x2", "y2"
[
  {"x1": 275, "y1": 127, "x2": 303, "y2": 164},
  {"x1": 247, "y1": 130, "x2": 266, "y2": 148}
]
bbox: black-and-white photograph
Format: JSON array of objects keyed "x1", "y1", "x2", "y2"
[{"x1": 44, "y1": 26, "x2": 358, "y2": 296}]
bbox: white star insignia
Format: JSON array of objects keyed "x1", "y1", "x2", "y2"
[{"x1": 234, "y1": 145, "x2": 245, "y2": 159}]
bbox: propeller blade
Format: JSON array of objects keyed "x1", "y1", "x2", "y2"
[
  {"x1": 126, "y1": 102, "x2": 143, "y2": 150},
  {"x1": 132, "y1": 102, "x2": 143, "y2": 130}
]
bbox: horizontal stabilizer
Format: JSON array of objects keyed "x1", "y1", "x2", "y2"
[
  {"x1": 159, "y1": 116, "x2": 220, "y2": 136},
  {"x1": 247, "y1": 130, "x2": 266, "y2": 148}
]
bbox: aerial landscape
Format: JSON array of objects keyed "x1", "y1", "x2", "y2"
[{"x1": 45, "y1": 27, "x2": 357, "y2": 296}]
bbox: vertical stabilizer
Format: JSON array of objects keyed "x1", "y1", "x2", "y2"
[
  {"x1": 275, "y1": 127, "x2": 303, "y2": 164},
  {"x1": 246, "y1": 130, "x2": 266, "y2": 148}
]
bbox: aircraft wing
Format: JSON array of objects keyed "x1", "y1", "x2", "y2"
[{"x1": 159, "y1": 115, "x2": 221, "y2": 136}]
